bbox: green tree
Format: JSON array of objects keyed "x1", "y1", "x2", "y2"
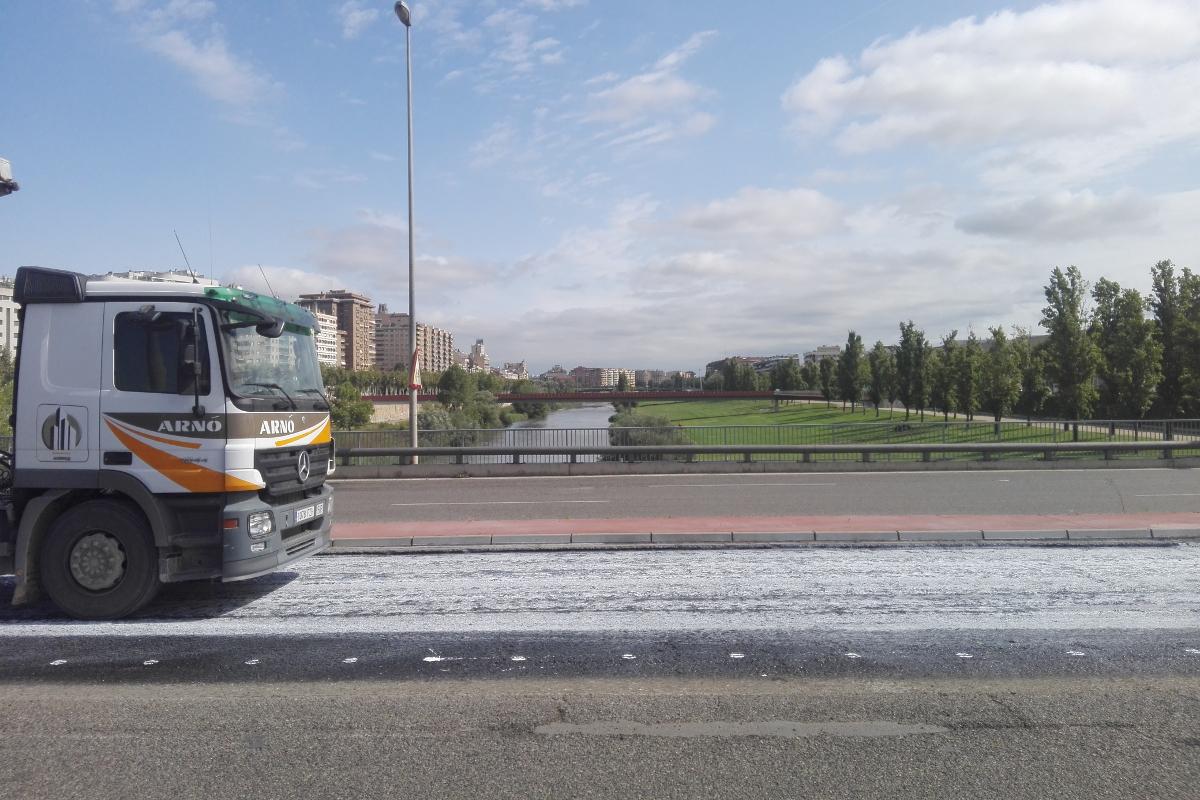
[
  {"x1": 800, "y1": 361, "x2": 818, "y2": 390},
  {"x1": 417, "y1": 405, "x2": 454, "y2": 431},
  {"x1": 818, "y1": 357, "x2": 836, "y2": 408},
  {"x1": 769, "y1": 358, "x2": 803, "y2": 391},
  {"x1": 703, "y1": 372, "x2": 724, "y2": 390},
  {"x1": 722, "y1": 358, "x2": 738, "y2": 389},
  {"x1": 954, "y1": 330, "x2": 984, "y2": 421},
  {"x1": 1012, "y1": 327, "x2": 1050, "y2": 422},
  {"x1": 930, "y1": 332, "x2": 958, "y2": 421},
  {"x1": 866, "y1": 342, "x2": 895, "y2": 417},
  {"x1": 617, "y1": 371, "x2": 630, "y2": 392},
  {"x1": 437, "y1": 364, "x2": 474, "y2": 409},
  {"x1": 1041, "y1": 265, "x2": 1100, "y2": 420},
  {"x1": 896, "y1": 321, "x2": 930, "y2": 420},
  {"x1": 330, "y1": 382, "x2": 374, "y2": 430},
  {"x1": 837, "y1": 331, "x2": 864, "y2": 410},
  {"x1": 1091, "y1": 278, "x2": 1161, "y2": 419},
  {"x1": 980, "y1": 327, "x2": 1020, "y2": 423},
  {"x1": 1149, "y1": 260, "x2": 1184, "y2": 417},
  {"x1": 1179, "y1": 267, "x2": 1200, "y2": 415}
]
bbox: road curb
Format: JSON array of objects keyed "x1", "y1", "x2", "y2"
[{"x1": 329, "y1": 527, "x2": 1200, "y2": 551}]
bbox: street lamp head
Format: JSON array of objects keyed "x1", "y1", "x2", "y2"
[{"x1": 394, "y1": 1, "x2": 411, "y2": 26}]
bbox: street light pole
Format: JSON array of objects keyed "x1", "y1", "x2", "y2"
[{"x1": 395, "y1": 2, "x2": 418, "y2": 455}]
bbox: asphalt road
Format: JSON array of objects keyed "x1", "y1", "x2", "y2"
[
  {"x1": 2, "y1": 546, "x2": 1199, "y2": 797},
  {"x1": 331, "y1": 467, "x2": 1200, "y2": 522}
]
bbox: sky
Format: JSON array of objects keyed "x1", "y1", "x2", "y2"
[{"x1": 3, "y1": 0, "x2": 1199, "y2": 373}]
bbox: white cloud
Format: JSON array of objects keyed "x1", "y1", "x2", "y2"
[
  {"x1": 669, "y1": 188, "x2": 844, "y2": 240},
  {"x1": 586, "y1": 32, "x2": 714, "y2": 124},
  {"x1": 112, "y1": 1, "x2": 279, "y2": 107},
  {"x1": 782, "y1": 0, "x2": 1200, "y2": 183},
  {"x1": 335, "y1": 1, "x2": 381, "y2": 39},
  {"x1": 223, "y1": 265, "x2": 349, "y2": 299},
  {"x1": 522, "y1": 0, "x2": 587, "y2": 10},
  {"x1": 955, "y1": 188, "x2": 1158, "y2": 240},
  {"x1": 581, "y1": 32, "x2": 718, "y2": 155}
]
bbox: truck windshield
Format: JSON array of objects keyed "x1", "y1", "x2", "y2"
[{"x1": 220, "y1": 311, "x2": 325, "y2": 399}]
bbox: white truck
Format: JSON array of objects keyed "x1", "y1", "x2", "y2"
[{"x1": 0, "y1": 266, "x2": 334, "y2": 619}]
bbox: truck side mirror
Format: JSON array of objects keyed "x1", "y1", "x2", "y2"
[{"x1": 255, "y1": 318, "x2": 285, "y2": 338}]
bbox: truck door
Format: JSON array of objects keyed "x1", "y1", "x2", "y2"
[
  {"x1": 14, "y1": 303, "x2": 104, "y2": 479},
  {"x1": 99, "y1": 302, "x2": 226, "y2": 494}
]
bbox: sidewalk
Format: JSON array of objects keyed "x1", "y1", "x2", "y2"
[{"x1": 332, "y1": 513, "x2": 1200, "y2": 548}]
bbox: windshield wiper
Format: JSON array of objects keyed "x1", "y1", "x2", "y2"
[
  {"x1": 240, "y1": 382, "x2": 297, "y2": 410},
  {"x1": 296, "y1": 388, "x2": 331, "y2": 411}
]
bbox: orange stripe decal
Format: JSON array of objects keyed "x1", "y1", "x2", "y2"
[
  {"x1": 105, "y1": 417, "x2": 203, "y2": 449},
  {"x1": 275, "y1": 417, "x2": 332, "y2": 447},
  {"x1": 105, "y1": 418, "x2": 225, "y2": 493},
  {"x1": 224, "y1": 473, "x2": 263, "y2": 491}
]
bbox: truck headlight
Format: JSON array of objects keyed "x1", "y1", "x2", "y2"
[{"x1": 247, "y1": 511, "x2": 275, "y2": 539}]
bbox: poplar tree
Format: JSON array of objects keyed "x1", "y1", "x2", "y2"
[
  {"x1": 980, "y1": 327, "x2": 1020, "y2": 423},
  {"x1": 1041, "y1": 266, "x2": 1100, "y2": 420},
  {"x1": 837, "y1": 331, "x2": 864, "y2": 410},
  {"x1": 818, "y1": 357, "x2": 836, "y2": 408},
  {"x1": 931, "y1": 332, "x2": 958, "y2": 421},
  {"x1": 1149, "y1": 260, "x2": 1184, "y2": 417},
  {"x1": 954, "y1": 330, "x2": 984, "y2": 421},
  {"x1": 867, "y1": 341, "x2": 896, "y2": 417},
  {"x1": 1012, "y1": 326, "x2": 1050, "y2": 423},
  {"x1": 1092, "y1": 278, "x2": 1161, "y2": 419}
]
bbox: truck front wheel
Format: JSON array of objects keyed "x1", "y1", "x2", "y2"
[{"x1": 39, "y1": 500, "x2": 162, "y2": 620}]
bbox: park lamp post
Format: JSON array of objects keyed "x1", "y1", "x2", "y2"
[{"x1": 395, "y1": 1, "x2": 419, "y2": 456}]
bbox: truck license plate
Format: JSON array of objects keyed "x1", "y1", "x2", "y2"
[{"x1": 295, "y1": 502, "x2": 323, "y2": 524}]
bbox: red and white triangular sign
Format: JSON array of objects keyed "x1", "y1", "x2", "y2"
[{"x1": 410, "y1": 350, "x2": 423, "y2": 389}]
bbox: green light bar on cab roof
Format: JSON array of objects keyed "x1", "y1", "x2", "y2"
[{"x1": 203, "y1": 286, "x2": 319, "y2": 331}]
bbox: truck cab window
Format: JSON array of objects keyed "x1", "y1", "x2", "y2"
[{"x1": 114, "y1": 311, "x2": 210, "y2": 395}]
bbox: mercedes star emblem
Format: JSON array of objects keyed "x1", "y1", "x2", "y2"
[{"x1": 297, "y1": 450, "x2": 311, "y2": 482}]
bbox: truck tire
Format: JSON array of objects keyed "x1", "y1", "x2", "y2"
[{"x1": 39, "y1": 500, "x2": 162, "y2": 620}]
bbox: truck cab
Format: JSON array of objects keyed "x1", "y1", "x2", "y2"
[{"x1": 0, "y1": 267, "x2": 334, "y2": 619}]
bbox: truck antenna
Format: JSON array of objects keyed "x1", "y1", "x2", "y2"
[
  {"x1": 258, "y1": 264, "x2": 278, "y2": 299},
  {"x1": 174, "y1": 231, "x2": 199, "y2": 283}
]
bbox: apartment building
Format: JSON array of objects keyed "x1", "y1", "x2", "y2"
[
  {"x1": 298, "y1": 290, "x2": 376, "y2": 371},
  {"x1": 372, "y1": 304, "x2": 455, "y2": 373},
  {"x1": 803, "y1": 345, "x2": 842, "y2": 365},
  {"x1": 311, "y1": 310, "x2": 342, "y2": 367}
]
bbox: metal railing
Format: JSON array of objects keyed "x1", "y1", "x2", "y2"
[
  {"x1": 336, "y1": 440, "x2": 1200, "y2": 466},
  {"x1": 334, "y1": 419, "x2": 1200, "y2": 466}
]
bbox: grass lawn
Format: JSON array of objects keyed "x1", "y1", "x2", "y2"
[
  {"x1": 629, "y1": 400, "x2": 1188, "y2": 455},
  {"x1": 637, "y1": 399, "x2": 902, "y2": 426}
]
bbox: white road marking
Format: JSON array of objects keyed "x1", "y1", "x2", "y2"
[
  {"x1": 729, "y1": 653, "x2": 745, "y2": 659},
  {"x1": 645, "y1": 483, "x2": 836, "y2": 488},
  {"x1": 423, "y1": 655, "x2": 461, "y2": 662},
  {"x1": 845, "y1": 652, "x2": 862, "y2": 659},
  {"x1": 390, "y1": 500, "x2": 610, "y2": 506},
  {"x1": 535, "y1": 720, "x2": 949, "y2": 738},
  {"x1": 49, "y1": 659, "x2": 67, "y2": 666},
  {"x1": 510, "y1": 655, "x2": 527, "y2": 662},
  {"x1": 1185, "y1": 648, "x2": 1200, "y2": 655},
  {"x1": 342, "y1": 657, "x2": 358, "y2": 663},
  {"x1": 143, "y1": 659, "x2": 158, "y2": 666},
  {"x1": 956, "y1": 653, "x2": 973, "y2": 659},
  {"x1": 1066, "y1": 651, "x2": 1085, "y2": 656},
  {"x1": 244, "y1": 659, "x2": 260, "y2": 665},
  {"x1": 622, "y1": 654, "x2": 636, "y2": 660}
]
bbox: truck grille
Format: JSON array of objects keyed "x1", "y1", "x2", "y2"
[{"x1": 255, "y1": 443, "x2": 331, "y2": 501}]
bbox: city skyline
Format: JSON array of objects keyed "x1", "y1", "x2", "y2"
[{"x1": 4, "y1": 0, "x2": 1198, "y2": 367}]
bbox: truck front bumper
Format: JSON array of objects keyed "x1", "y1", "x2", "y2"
[{"x1": 222, "y1": 484, "x2": 334, "y2": 581}]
